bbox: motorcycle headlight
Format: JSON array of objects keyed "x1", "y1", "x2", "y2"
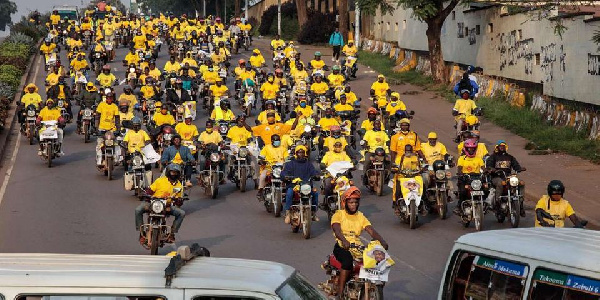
[
  {"x1": 272, "y1": 167, "x2": 282, "y2": 179},
  {"x1": 509, "y1": 176, "x2": 519, "y2": 187},
  {"x1": 219, "y1": 125, "x2": 228, "y2": 134},
  {"x1": 239, "y1": 147, "x2": 248, "y2": 158},
  {"x1": 27, "y1": 110, "x2": 36, "y2": 117},
  {"x1": 435, "y1": 170, "x2": 446, "y2": 180},
  {"x1": 163, "y1": 133, "x2": 172, "y2": 141},
  {"x1": 84, "y1": 109, "x2": 93, "y2": 117},
  {"x1": 151, "y1": 200, "x2": 164, "y2": 214},
  {"x1": 133, "y1": 156, "x2": 144, "y2": 167},
  {"x1": 247, "y1": 87, "x2": 253, "y2": 92},
  {"x1": 129, "y1": 68, "x2": 136, "y2": 73},
  {"x1": 57, "y1": 100, "x2": 64, "y2": 107},
  {"x1": 210, "y1": 153, "x2": 220, "y2": 162},
  {"x1": 96, "y1": 53, "x2": 101, "y2": 58},
  {"x1": 177, "y1": 106, "x2": 185, "y2": 114},
  {"x1": 471, "y1": 179, "x2": 482, "y2": 191},
  {"x1": 300, "y1": 184, "x2": 312, "y2": 196}
]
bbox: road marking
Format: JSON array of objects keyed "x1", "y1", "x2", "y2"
[{"x1": 0, "y1": 55, "x2": 41, "y2": 205}]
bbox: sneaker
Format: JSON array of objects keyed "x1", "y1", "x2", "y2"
[
  {"x1": 284, "y1": 211, "x2": 291, "y2": 224},
  {"x1": 256, "y1": 189, "x2": 263, "y2": 199},
  {"x1": 312, "y1": 212, "x2": 319, "y2": 222},
  {"x1": 58, "y1": 151, "x2": 65, "y2": 157},
  {"x1": 331, "y1": 57, "x2": 335, "y2": 62},
  {"x1": 37, "y1": 150, "x2": 43, "y2": 156},
  {"x1": 185, "y1": 180, "x2": 193, "y2": 187}
]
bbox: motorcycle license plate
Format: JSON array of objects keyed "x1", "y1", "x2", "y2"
[
  {"x1": 27, "y1": 117, "x2": 37, "y2": 121},
  {"x1": 41, "y1": 130, "x2": 58, "y2": 139},
  {"x1": 471, "y1": 191, "x2": 485, "y2": 196}
]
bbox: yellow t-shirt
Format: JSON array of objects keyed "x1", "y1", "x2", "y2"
[
  {"x1": 260, "y1": 145, "x2": 288, "y2": 165},
  {"x1": 210, "y1": 107, "x2": 235, "y2": 121},
  {"x1": 360, "y1": 119, "x2": 383, "y2": 131},
  {"x1": 363, "y1": 130, "x2": 389, "y2": 153},
  {"x1": 260, "y1": 82, "x2": 279, "y2": 100},
  {"x1": 198, "y1": 131, "x2": 223, "y2": 145},
  {"x1": 334, "y1": 103, "x2": 353, "y2": 112},
  {"x1": 310, "y1": 82, "x2": 329, "y2": 94},
  {"x1": 371, "y1": 81, "x2": 390, "y2": 97},
  {"x1": 457, "y1": 156, "x2": 484, "y2": 174},
  {"x1": 458, "y1": 142, "x2": 488, "y2": 160},
  {"x1": 421, "y1": 142, "x2": 448, "y2": 165},
  {"x1": 249, "y1": 55, "x2": 265, "y2": 68},
  {"x1": 534, "y1": 196, "x2": 575, "y2": 228},
  {"x1": 323, "y1": 136, "x2": 348, "y2": 150},
  {"x1": 331, "y1": 210, "x2": 371, "y2": 247},
  {"x1": 270, "y1": 39, "x2": 285, "y2": 49},
  {"x1": 95, "y1": 102, "x2": 119, "y2": 131},
  {"x1": 453, "y1": 99, "x2": 477, "y2": 117},
  {"x1": 97, "y1": 73, "x2": 116, "y2": 87},
  {"x1": 321, "y1": 151, "x2": 351, "y2": 167},
  {"x1": 164, "y1": 61, "x2": 181, "y2": 73},
  {"x1": 399, "y1": 154, "x2": 420, "y2": 171},
  {"x1": 175, "y1": 123, "x2": 199, "y2": 141},
  {"x1": 38, "y1": 107, "x2": 61, "y2": 121},
  {"x1": 227, "y1": 126, "x2": 252, "y2": 146},
  {"x1": 150, "y1": 176, "x2": 183, "y2": 198},
  {"x1": 21, "y1": 93, "x2": 42, "y2": 108},
  {"x1": 209, "y1": 85, "x2": 228, "y2": 98},
  {"x1": 391, "y1": 132, "x2": 421, "y2": 163},
  {"x1": 133, "y1": 35, "x2": 146, "y2": 49},
  {"x1": 310, "y1": 60, "x2": 325, "y2": 70},
  {"x1": 202, "y1": 71, "x2": 219, "y2": 84},
  {"x1": 153, "y1": 113, "x2": 175, "y2": 126},
  {"x1": 252, "y1": 123, "x2": 292, "y2": 145},
  {"x1": 327, "y1": 74, "x2": 345, "y2": 88},
  {"x1": 318, "y1": 117, "x2": 340, "y2": 131},
  {"x1": 385, "y1": 101, "x2": 407, "y2": 115},
  {"x1": 123, "y1": 130, "x2": 151, "y2": 153},
  {"x1": 257, "y1": 110, "x2": 282, "y2": 124},
  {"x1": 342, "y1": 45, "x2": 358, "y2": 56}
]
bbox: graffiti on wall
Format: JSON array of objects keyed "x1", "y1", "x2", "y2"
[
  {"x1": 540, "y1": 43, "x2": 556, "y2": 83},
  {"x1": 498, "y1": 30, "x2": 534, "y2": 74},
  {"x1": 469, "y1": 29, "x2": 476, "y2": 45},
  {"x1": 588, "y1": 53, "x2": 600, "y2": 76},
  {"x1": 458, "y1": 23, "x2": 464, "y2": 38}
]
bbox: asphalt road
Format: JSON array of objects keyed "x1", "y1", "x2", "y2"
[{"x1": 0, "y1": 38, "x2": 536, "y2": 299}]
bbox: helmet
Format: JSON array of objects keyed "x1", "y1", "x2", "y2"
[
  {"x1": 399, "y1": 118, "x2": 410, "y2": 125},
  {"x1": 432, "y1": 160, "x2": 446, "y2": 171},
  {"x1": 330, "y1": 125, "x2": 341, "y2": 132},
  {"x1": 332, "y1": 65, "x2": 340, "y2": 71},
  {"x1": 341, "y1": 186, "x2": 361, "y2": 202},
  {"x1": 374, "y1": 147, "x2": 385, "y2": 156},
  {"x1": 391, "y1": 92, "x2": 400, "y2": 99},
  {"x1": 132, "y1": 117, "x2": 142, "y2": 126},
  {"x1": 220, "y1": 99, "x2": 230, "y2": 107},
  {"x1": 295, "y1": 144, "x2": 307, "y2": 154},
  {"x1": 470, "y1": 130, "x2": 480, "y2": 138},
  {"x1": 314, "y1": 51, "x2": 321, "y2": 56},
  {"x1": 463, "y1": 139, "x2": 477, "y2": 158},
  {"x1": 460, "y1": 89, "x2": 471, "y2": 95},
  {"x1": 165, "y1": 163, "x2": 182, "y2": 180},
  {"x1": 275, "y1": 68, "x2": 283, "y2": 75},
  {"x1": 547, "y1": 180, "x2": 565, "y2": 196},
  {"x1": 238, "y1": 59, "x2": 245, "y2": 65},
  {"x1": 367, "y1": 107, "x2": 378, "y2": 115},
  {"x1": 102, "y1": 65, "x2": 110, "y2": 71},
  {"x1": 428, "y1": 132, "x2": 437, "y2": 139}
]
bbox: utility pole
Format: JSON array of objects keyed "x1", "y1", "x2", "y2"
[
  {"x1": 225, "y1": 0, "x2": 227, "y2": 23},
  {"x1": 354, "y1": 0, "x2": 360, "y2": 45},
  {"x1": 277, "y1": 0, "x2": 281, "y2": 36},
  {"x1": 245, "y1": 0, "x2": 248, "y2": 20},
  {"x1": 203, "y1": 0, "x2": 206, "y2": 17}
]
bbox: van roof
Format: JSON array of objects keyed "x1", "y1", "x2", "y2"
[
  {"x1": 456, "y1": 228, "x2": 600, "y2": 272},
  {"x1": 0, "y1": 254, "x2": 294, "y2": 294}
]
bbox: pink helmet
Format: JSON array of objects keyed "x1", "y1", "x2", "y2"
[{"x1": 463, "y1": 139, "x2": 478, "y2": 158}]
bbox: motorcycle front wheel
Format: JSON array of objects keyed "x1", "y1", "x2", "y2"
[
  {"x1": 437, "y1": 191, "x2": 448, "y2": 220},
  {"x1": 83, "y1": 123, "x2": 90, "y2": 143},
  {"x1": 375, "y1": 172, "x2": 384, "y2": 196},
  {"x1": 274, "y1": 189, "x2": 283, "y2": 217},
  {"x1": 302, "y1": 209, "x2": 312, "y2": 239},
  {"x1": 409, "y1": 200, "x2": 417, "y2": 229},
  {"x1": 211, "y1": 173, "x2": 219, "y2": 199},
  {"x1": 240, "y1": 167, "x2": 247, "y2": 193},
  {"x1": 150, "y1": 227, "x2": 160, "y2": 255},
  {"x1": 106, "y1": 156, "x2": 113, "y2": 180},
  {"x1": 46, "y1": 142, "x2": 53, "y2": 168},
  {"x1": 510, "y1": 199, "x2": 521, "y2": 228},
  {"x1": 474, "y1": 203, "x2": 483, "y2": 231}
]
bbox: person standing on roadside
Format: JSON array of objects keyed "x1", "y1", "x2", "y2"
[{"x1": 329, "y1": 28, "x2": 344, "y2": 62}]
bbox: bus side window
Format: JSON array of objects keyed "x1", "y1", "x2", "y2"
[
  {"x1": 448, "y1": 252, "x2": 476, "y2": 299},
  {"x1": 529, "y1": 268, "x2": 600, "y2": 300}
]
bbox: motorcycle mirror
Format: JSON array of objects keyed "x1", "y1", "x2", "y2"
[
  {"x1": 409, "y1": 110, "x2": 415, "y2": 115},
  {"x1": 173, "y1": 188, "x2": 182, "y2": 194},
  {"x1": 520, "y1": 167, "x2": 527, "y2": 172}
]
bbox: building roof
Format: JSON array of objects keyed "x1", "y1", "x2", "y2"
[
  {"x1": 0, "y1": 254, "x2": 294, "y2": 294},
  {"x1": 456, "y1": 228, "x2": 600, "y2": 273}
]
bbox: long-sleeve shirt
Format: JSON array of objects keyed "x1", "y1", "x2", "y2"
[
  {"x1": 281, "y1": 158, "x2": 319, "y2": 182},
  {"x1": 161, "y1": 145, "x2": 194, "y2": 165},
  {"x1": 329, "y1": 32, "x2": 344, "y2": 46}
]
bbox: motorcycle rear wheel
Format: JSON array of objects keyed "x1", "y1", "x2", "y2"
[
  {"x1": 106, "y1": 157, "x2": 113, "y2": 180},
  {"x1": 83, "y1": 123, "x2": 90, "y2": 143},
  {"x1": 474, "y1": 203, "x2": 483, "y2": 231},
  {"x1": 438, "y1": 191, "x2": 448, "y2": 220},
  {"x1": 375, "y1": 172, "x2": 384, "y2": 196},
  {"x1": 150, "y1": 227, "x2": 159, "y2": 255},
  {"x1": 211, "y1": 173, "x2": 219, "y2": 199},
  {"x1": 240, "y1": 167, "x2": 247, "y2": 193},
  {"x1": 28, "y1": 130, "x2": 34, "y2": 145},
  {"x1": 409, "y1": 200, "x2": 417, "y2": 229},
  {"x1": 47, "y1": 142, "x2": 53, "y2": 168},
  {"x1": 302, "y1": 209, "x2": 312, "y2": 239}
]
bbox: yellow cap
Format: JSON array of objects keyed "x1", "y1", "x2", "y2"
[
  {"x1": 391, "y1": 92, "x2": 400, "y2": 99},
  {"x1": 428, "y1": 132, "x2": 437, "y2": 139},
  {"x1": 377, "y1": 74, "x2": 385, "y2": 79},
  {"x1": 253, "y1": 49, "x2": 260, "y2": 54},
  {"x1": 295, "y1": 145, "x2": 307, "y2": 153},
  {"x1": 399, "y1": 118, "x2": 410, "y2": 124}
]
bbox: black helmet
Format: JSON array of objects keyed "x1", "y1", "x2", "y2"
[
  {"x1": 547, "y1": 180, "x2": 565, "y2": 196},
  {"x1": 132, "y1": 117, "x2": 142, "y2": 127},
  {"x1": 432, "y1": 160, "x2": 446, "y2": 171},
  {"x1": 374, "y1": 147, "x2": 385, "y2": 156},
  {"x1": 165, "y1": 163, "x2": 182, "y2": 181},
  {"x1": 220, "y1": 99, "x2": 230, "y2": 107}
]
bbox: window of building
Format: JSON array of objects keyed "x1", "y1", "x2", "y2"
[
  {"x1": 535, "y1": 53, "x2": 541, "y2": 65},
  {"x1": 465, "y1": 27, "x2": 469, "y2": 36},
  {"x1": 529, "y1": 268, "x2": 600, "y2": 300},
  {"x1": 517, "y1": 29, "x2": 523, "y2": 40},
  {"x1": 452, "y1": 11, "x2": 456, "y2": 20},
  {"x1": 476, "y1": 25, "x2": 481, "y2": 35},
  {"x1": 488, "y1": 23, "x2": 494, "y2": 33},
  {"x1": 386, "y1": 22, "x2": 390, "y2": 30}
]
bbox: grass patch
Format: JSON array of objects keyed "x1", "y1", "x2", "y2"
[{"x1": 358, "y1": 50, "x2": 600, "y2": 163}]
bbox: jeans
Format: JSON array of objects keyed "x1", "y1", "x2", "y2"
[
  {"x1": 135, "y1": 203, "x2": 186, "y2": 233},
  {"x1": 332, "y1": 45, "x2": 341, "y2": 60},
  {"x1": 284, "y1": 186, "x2": 318, "y2": 211}
]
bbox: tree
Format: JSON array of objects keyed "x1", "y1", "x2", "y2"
[
  {"x1": 235, "y1": 0, "x2": 241, "y2": 17},
  {"x1": 338, "y1": 0, "x2": 348, "y2": 41},
  {"x1": 296, "y1": 0, "x2": 308, "y2": 27},
  {"x1": 0, "y1": 0, "x2": 17, "y2": 31}
]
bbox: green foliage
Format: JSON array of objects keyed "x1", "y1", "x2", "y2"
[
  {"x1": 0, "y1": 0, "x2": 17, "y2": 31},
  {"x1": 259, "y1": 2, "x2": 297, "y2": 36},
  {"x1": 0, "y1": 72, "x2": 20, "y2": 89},
  {"x1": 269, "y1": 16, "x2": 299, "y2": 40},
  {"x1": 358, "y1": 49, "x2": 600, "y2": 162},
  {"x1": 5, "y1": 33, "x2": 34, "y2": 46},
  {"x1": 10, "y1": 21, "x2": 44, "y2": 41},
  {"x1": 0, "y1": 65, "x2": 23, "y2": 79},
  {"x1": 0, "y1": 82, "x2": 16, "y2": 98},
  {"x1": 357, "y1": 0, "x2": 396, "y2": 15},
  {"x1": 297, "y1": 10, "x2": 336, "y2": 44},
  {"x1": 0, "y1": 42, "x2": 29, "y2": 59}
]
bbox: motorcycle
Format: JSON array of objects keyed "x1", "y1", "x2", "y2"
[
  {"x1": 22, "y1": 105, "x2": 38, "y2": 145},
  {"x1": 79, "y1": 105, "x2": 95, "y2": 143},
  {"x1": 38, "y1": 120, "x2": 61, "y2": 167},
  {"x1": 322, "y1": 161, "x2": 354, "y2": 220},
  {"x1": 56, "y1": 99, "x2": 71, "y2": 123},
  {"x1": 320, "y1": 243, "x2": 388, "y2": 300},
  {"x1": 97, "y1": 130, "x2": 118, "y2": 180},
  {"x1": 276, "y1": 86, "x2": 289, "y2": 116},
  {"x1": 459, "y1": 173, "x2": 489, "y2": 231},
  {"x1": 198, "y1": 143, "x2": 225, "y2": 199},
  {"x1": 424, "y1": 158, "x2": 453, "y2": 220},
  {"x1": 228, "y1": 143, "x2": 253, "y2": 192},
  {"x1": 287, "y1": 178, "x2": 318, "y2": 239},
  {"x1": 337, "y1": 111, "x2": 359, "y2": 149},
  {"x1": 82, "y1": 30, "x2": 92, "y2": 50},
  {"x1": 392, "y1": 169, "x2": 424, "y2": 229},
  {"x1": 241, "y1": 83, "x2": 256, "y2": 117},
  {"x1": 262, "y1": 162, "x2": 284, "y2": 217},
  {"x1": 126, "y1": 151, "x2": 152, "y2": 197},
  {"x1": 494, "y1": 169, "x2": 526, "y2": 228},
  {"x1": 44, "y1": 51, "x2": 57, "y2": 72},
  {"x1": 455, "y1": 109, "x2": 482, "y2": 142},
  {"x1": 139, "y1": 189, "x2": 186, "y2": 255},
  {"x1": 362, "y1": 145, "x2": 388, "y2": 196},
  {"x1": 342, "y1": 55, "x2": 358, "y2": 80},
  {"x1": 216, "y1": 120, "x2": 233, "y2": 140},
  {"x1": 92, "y1": 51, "x2": 105, "y2": 76},
  {"x1": 73, "y1": 70, "x2": 88, "y2": 96}
]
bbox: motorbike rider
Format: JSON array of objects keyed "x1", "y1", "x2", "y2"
[
  {"x1": 310, "y1": 74, "x2": 329, "y2": 99},
  {"x1": 40, "y1": 39, "x2": 57, "y2": 64},
  {"x1": 291, "y1": 63, "x2": 309, "y2": 85},
  {"x1": 309, "y1": 51, "x2": 326, "y2": 71},
  {"x1": 76, "y1": 82, "x2": 101, "y2": 132},
  {"x1": 257, "y1": 134, "x2": 289, "y2": 198},
  {"x1": 270, "y1": 34, "x2": 285, "y2": 54},
  {"x1": 454, "y1": 139, "x2": 486, "y2": 215},
  {"x1": 361, "y1": 121, "x2": 390, "y2": 186},
  {"x1": 331, "y1": 187, "x2": 388, "y2": 298},
  {"x1": 453, "y1": 72, "x2": 479, "y2": 99},
  {"x1": 393, "y1": 144, "x2": 422, "y2": 203},
  {"x1": 341, "y1": 40, "x2": 358, "y2": 78},
  {"x1": 118, "y1": 86, "x2": 138, "y2": 113},
  {"x1": 197, "y1": 120, "x2": 225, "y2": 174},
  {"x1": 19, "y1": 83, "x2": 43, "y2": 125},
  {"x1": 385, "y1": 92, "x2": 407, "y2": 121},
  {"x1": 487, "y1": 140, "x2": 525, "y2": 216},
  {"x1": 370, "y1": 74, "x2": 390, "y2": 108},
  {"x1": 163, "y1": 55, "x2": 181, "y2": 74},
  {"x1": 274, "y1": 68, "x2": 288, "y2": 89},
  {"x1": 96, "y1": 65, "x2": 117, "y2": 88},
  {"x1": 210, "y1": 99, "x2": 236, "y2": 121},
  {"x1": 257, "y1": 101, "x2": 282, "y2": 125},
  {"x1": 453, "y1": 89, "x2": 479, "y2": 142},
  {"x1": 152, "y1": 103, "x2": 176, "y2": 127},
  {"x1": 161, "y1": 134, "x2": 195, "y2": 187},
  {"x1": 209, "y1": 78, "x2": 229, "y2": 104},
  {"x1": 95, "y1": 93, "x2": 121, "y2": 167},
  {"x1": 46, "y1": 76, "x2": 73, "y2": 119},
  {"x1": 535, "y1": 180, "x2": 584, "y2": 228},
  {"x1": 327, "y1": 65, "x2": 345, "y2": 89},
  {"x1": 252, "y1": 111, "x2": 297, "y2": 147},
  {"x1": 457, "y1": 130, "x2": 488, "y2": 160},
  {"x1": 282, "y1": 145, "x2": 320, "y2": 223},
  {"x1": 260, "y1": 73, "x2": 279, "y2": 103},
  {"x1": 320, "y1": 141, "x2": 353, "y2": 207},
  {"x1": 249, "y1": 49, "x2": 266, "y2": 68},
  {"x1": 166, "y1": 78, "x2": 193, "y2": 105},
  {"x1": 333, "y1": 94, "x2": 354, "y2": 113},
  {"x1": 318, "y1": 108, "x2": 341, "y2": 131},
  {"x1": 135, "y1": 163, "x2": 186, "y2": 244},
  {"x1": 226, "y1": 115, "x2": 258, "y2": 187},
  {"x1": 359, "y1": 107, "x2": 383, "y2": 138},
  {"x1": 420, "y1": 132, "x2": 451, "y2": 188},
  {"x1": 175, "y1": 114, "x2": 200, "y2": 148},
  {"x1": 390, "y1": 118, "x2": 423, "y2": 165},
  {"x1": 36, "y1": 99, "x2": 65, "y2": 156},
  {"x1": 122, "y1": 117, "x2": 152, "y2": 171}
]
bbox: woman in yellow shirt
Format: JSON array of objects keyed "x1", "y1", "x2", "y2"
[{"x1": 331, "y1": 187, "x2": 388, "y2": 297}]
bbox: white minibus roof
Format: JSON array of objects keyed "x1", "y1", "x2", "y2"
[{"x1": 455, "y1": 228, "x2": 600, "y2": 273}]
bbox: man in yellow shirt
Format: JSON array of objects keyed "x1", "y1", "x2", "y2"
[
  {"x1": 385, "y1": 92, "x2": 407, "y2": 119},
  {"x1": 132, "y1": 31, "x2": 147, "y2": 50},
  {"x1": 359, "y1": 107, "x2": 384, "y2": 138},
  {"x1": 249, "y1": 49, "x2": 265, "y2": 68},
  {"x1": 153, "y1": 105, "x2": 176, "y2": 126},
  {"x1": 202, "y1": 66, "x2": 220, "y2": 85},
  {"x1": 318, "y1": 108, "x2": 341, "y2": 132},
  {"x1": 252, "y1": 111, "x2": 297, "y2": 146},
  {"x1": 260, "y1": 75, "x2": 279, "y2": 101},
  {"x1": 321, "y1": 141, "x2": 352, "y2": 168},
  {"x1": 361, "y1": 121, "x2": 390, "y2": 185},
  {"x1": 96, "y1": 65, "x2": 117, "y2": 88},
  {"x1": 292, "y1": 63, "x2": 309, "y2": 85},
  {"x1": 371, "y1": 74, "x2": 390, "y2": 108},
  {"x1": 342, "y1": 40, "x2": 358, "y2": 56},
  {"x1": 270, "y1": 34, "x2": 285, "y2": 52},
  {"x1": 310, "y1": 51, "x2": 326, "y2": 70},
  {"x1": 257, "y1": 134, "x2": 288, "y2": 197},
  {"x1": 453, "y1": 90, "x2": 478, "y2": 140},
  {"x1": 390, "y1": 118, "x2": 422, "y2": 165},
  {"x1": 210, "y1": 99, "x2": 235, "y2": 121},
  {"x1": 454, "y1": 139, "x2": 485, "y2": 214},
  {"x1": 225, "y1": 115, "x2": 258, "y2": 185},
  {"x1": 19, "y1": 83, "x2": 43, "y2": 126},
  {"x1": 50, "y1": 11, "x2": 60, "y2": 26},
  {"x1": 420, "y1": 131, "x2": 451, "y2": 190},
  {"x1": 209, "y1": 79, "x2": 229, "y2": 104},
  {"x1": 327, "y1": 65, "x2": 345, "y2": 89},
  {"x1": 122, "y1": 117, "x2": 151, "y2": 155},
  {"x1": 535, "y1": 180, "x2": 584, "y2": 228},
  {"x1": 334, "y1": 94, "x2": 354, "y2": 113},
  {"x1": 197, "y1": 120, "x2": 225, "y2": 175},
  {"x1": 36, "y1": 98, "x2": 64, "y2": 156},
  {"x1": 310, "y1": 75, "x2": 329, "y2": 97},
  {"x1": 163, "y1": 56, "x2": 181, "y2": 74}
]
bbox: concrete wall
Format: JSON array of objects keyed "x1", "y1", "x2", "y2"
[{"x1": 369, "y1": 5, "x2": 600, "y2": 106}]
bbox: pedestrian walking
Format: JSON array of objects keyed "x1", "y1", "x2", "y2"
[{"x1": 329, "y1": 28, "x2": 344, "y2": 62}]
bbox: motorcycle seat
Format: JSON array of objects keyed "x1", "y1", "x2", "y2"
[{"x1": 328, "y1": 254, "x2": 363, "y2": 274}]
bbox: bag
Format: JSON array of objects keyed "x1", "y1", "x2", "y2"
[
  {"x1": 142, "y1": 144, "x2": 161, "y2": 164},
  {"x1": 124, "y1": 172, "x2": 134, "y2": 191}
]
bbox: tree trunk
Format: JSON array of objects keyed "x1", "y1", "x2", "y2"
[
  {"x1": 296, "y1": 0, "x2": 308, "y2": 27},
  {"x1": 235, "y1": 0, "x2": 240, "y2": 17},
  {"x1": 338, "y1": 0, "x2": 348, "y2": 42},
  {"x1": 426, "y1": 18, "x2": 447, "y2": 83},
  {"x1": 215, "y1": 0, "x2": 221, "y2": 18}
]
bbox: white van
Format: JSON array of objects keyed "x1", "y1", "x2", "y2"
[
  {"x1": 438, "y1": 228, "x2": 600, "y2": 299},
  {"x1": 0, "y1": 247, "x2": 326, "y2": 300}
]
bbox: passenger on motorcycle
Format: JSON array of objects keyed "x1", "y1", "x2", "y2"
[
  {"x1": 322, "y1": 125, "x2": 349, "y2": 154},
  {"x1": 282, "y1": 145, "x2": 320, "y2": 223},
  {"x1": 487, "y1": 140, "x2": 525, "y2": 216},
  {"x1": 318, "y1": 108, "x2": 341, "y2": 132},
  {"x1": 420, "y1": 132, "x2": 450, "y2": 188},
  {"x1": 70, "y1": 53, "x2": 89, "y2": 75},
  {"x1": 274, "y1": 68, "x2": 288, "y2": 89},
  {"x1": 535, "y1": 180, "x2": 584, "y2": 228},
  {"x1": 361, "y1": 121, "x2": 390, "y2": 185},
  {"x1": 291, "y1": 63, "x2": 309, "y2": 85},
  {"x1": 453, "y1": 89, "x2": 478, "y2": 140},
  {"x1": 342, "y1": 40, "x2": 358, "y2": 78},
  {"x1": 393, "y1": 144, "x2": 422, "y2": 202},
  {"x1": 36, "y1": 99, "x2": 65, "y2": 156},
  {"x1": 161, "y1": 134, "x2": 195, "y2": 187},
  {"x1": 152, "y1": 103, "x2": 176, "y2": 126},
  {"x1": 124, "y1": 48, "x2": 140, "y2": 66},
  {"x1": 19, "y1": 83, "x2": 43, "y2": 124},
  {"x1": 327, "y1": 65, "x2": 345, "y2": 89},
  {"x1": 239, "y1": 64, "x2": 256, "y2": 83},
  {"x1": 260, "y1": 73, "x2": 280, "y2": 102},
  {"x1": 390, "y1": 118, "x2": 423, "y2": 165},
  {"x1": 122, "y1": 117, "x2": 152, "y2": 170},
  {"x1": 257, "y1": 134, "x2": 289, "y2": 198},
  {"x1": 118, "y1": 86, "x2": 138, "y2": 113},
  {"x1": 359, "y1": 107, "x2": 384, "y2": 138},
  {"x1": 331, "y1": 187, "x2": 388, "y2": 297},
  {"x1": 210, "y1": 99, "x2": 236, "y2": 121},
  {"x1": 198, "y1": 120, "x2": 225, "y2": 174},
  {"x1": 454, "y1": 139, "x2": 486, "y2": 215},
  {"x1": 253, "y1": 110, "x2": 296, "y2": 146},
  {"x1": 385, "y1": 92, "x2": 407, "y2": 117},
  {"x1": 96, "y1": 65, "x2": 117, "y2": 88},
  {"x1": 135, "y1": 163, "x2": 186, "y2": 244},
  {"x1": 333, "y1": 94, "x2": 354, "y2": 112},
  {"x1": 257, "y1": 101, "x2": 282, "y2": 125},
  {"x1": 457, "y1": 130, "x2": 488, "y2": 160},
  {"x1": 202, "y1": 65, "x2": 220, "y2": 85},
  {"x1": 453, "y1": 72, "x2": 479, "y2": 99},
  {"x1": 249, "y1": 49, "x2": 266, "y2": 68},
  {"x1": 175, "y1": 114, "x2": 200, "y2": 144}
]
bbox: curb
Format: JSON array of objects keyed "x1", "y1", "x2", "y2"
[{"x1": 0, "y1": 40, "x2": 41, "y2": 168}]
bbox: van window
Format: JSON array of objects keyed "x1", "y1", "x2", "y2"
[
  {"x1": 276, "y1": 272, "x2": 327, "y2": 300},
  {"x1": 529, "y1": 268, "x2": 600, "y2": 299},
  {"x1": 194, "y1": 297, "x2": 258, "y2": 300},
  {"x1": 17, "y1": 296, "x2": 165, "y2": 300},
  {"x1": 444, "y1": 251, "x2": 529, "y2": 300}
]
